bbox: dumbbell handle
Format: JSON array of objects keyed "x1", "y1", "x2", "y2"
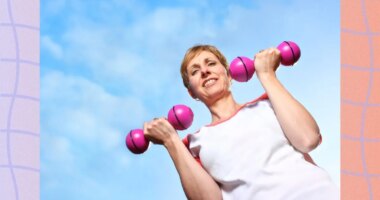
[
  {"x1": 126, "y1": 104, "x2": 194, "y2": 154},
  {"x1": 229, "y1": 41, "x2": 301, "y2": 82}
]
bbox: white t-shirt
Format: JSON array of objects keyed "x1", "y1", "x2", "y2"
[{"x1": 184, "y1": 96, "x2": 339, "y2": 200}]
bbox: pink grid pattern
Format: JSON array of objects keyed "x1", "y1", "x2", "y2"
[
  {"x1": 0, "y1": 0, "x2": 39, "y2": 199},
  {"x1": 341, "y1": 0, "x2": 380, "y2": 199}
]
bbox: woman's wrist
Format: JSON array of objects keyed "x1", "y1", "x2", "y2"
[
  {"x1": 257, "y1": 71, "x2": 277, "y2": 84},
  {"x1": 163, "y1": 133, "x2": 181, "y2": 150}
]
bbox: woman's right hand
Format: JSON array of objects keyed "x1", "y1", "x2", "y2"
[
  {"x1": 145, "y1": 118, "x2": 223, "y2": 200},
  {"x1": 143, "y1": 117, "x2": 179, "y2": 147},
  {"x1": 254, "y1": 47, "x2": 281, "y2": 80}
]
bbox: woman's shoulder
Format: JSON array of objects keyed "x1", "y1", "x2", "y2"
[
  {"x1": 241, "y1": 93, "x2": 271, "y2": 111},
  {"x1": 245, "y1": 93, "x2": 269, "y2": 106}
]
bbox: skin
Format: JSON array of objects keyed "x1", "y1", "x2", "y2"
[
  {"x1": 143, "y1": 48, "x2": 321, "y2": 199},
  {"x1": 186, "y1": 51, "x2": 241, "y2": 124}
]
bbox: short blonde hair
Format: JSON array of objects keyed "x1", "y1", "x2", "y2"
[{"x1": 180, "y1": 45, "x2": 229, "y2": 89}]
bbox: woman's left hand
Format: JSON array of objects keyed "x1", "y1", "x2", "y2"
[{"x1": 253, "y1": 47, "x2": 281, "y2": 79}]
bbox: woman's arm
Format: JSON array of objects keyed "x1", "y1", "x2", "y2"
[
  {"x1": 165, "y1": 136, "x2": 222, "y2": 200},
  {"x1": 254, "y1": 48, "x2": 321, "y2": 153},
  {"x1": 144, "y1": 118, "x2": 222, "y2": 200}
]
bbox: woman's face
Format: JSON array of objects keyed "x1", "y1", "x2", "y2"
[{"x1": 186, "y1": 51, "x2": 231, "y2": 104}]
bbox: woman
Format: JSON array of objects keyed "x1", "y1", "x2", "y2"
[{"x1": 144, "y1": 45, "x2": 339, "y2": 200}]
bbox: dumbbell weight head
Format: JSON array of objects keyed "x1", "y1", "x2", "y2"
[
  {"x1": 229, "y1": 56, "x2": 255, "y2": 82},
  {"x1": 167, "y1": 104, "x2": 194, "y2": 130},
  {"x1": 277, "y1": 41, "x2": 301, "y2": 66},
  {"x1": 126, "y1": 129, "x2": 149, "y2": 154}
]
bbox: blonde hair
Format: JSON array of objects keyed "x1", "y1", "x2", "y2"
[{"x1": 180, "y1": 45, "x2": 229, "y2": 89}]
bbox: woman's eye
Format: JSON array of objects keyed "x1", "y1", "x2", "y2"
[
  {"x1": 191, "y1": 70, "x2": 198, "y2": 75},
  {"x1": 209, "y1": 62, "x2": 216, "y2": 66}
]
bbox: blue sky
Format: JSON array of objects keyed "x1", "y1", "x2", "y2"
[{"x1": 41, "y1": 0, "x2": 340, "y2": 199}]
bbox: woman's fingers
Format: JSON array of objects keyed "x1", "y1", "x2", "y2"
[{"x1": 143, "y1": 117, "x2": 175, "y2": 145}]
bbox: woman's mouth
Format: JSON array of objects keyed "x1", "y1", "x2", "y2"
[{"x1": 203, "y1": 78, "x2": 217, "y2": 88}]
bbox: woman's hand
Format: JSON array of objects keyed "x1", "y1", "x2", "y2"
[
  {"x1": 143, "y1": 117, "x2": 179, "y2": 147},
  {"x1": 253, "y1": 47, "x2": 281, "y2": 79}
]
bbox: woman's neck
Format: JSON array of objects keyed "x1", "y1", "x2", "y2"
[{"x1": 207, "y1": 93, "x2": 241, "y2": 124}]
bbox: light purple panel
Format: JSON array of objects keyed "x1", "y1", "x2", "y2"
[{"x1": 0, "y1": 0, "x2": 40, "y2": 200}]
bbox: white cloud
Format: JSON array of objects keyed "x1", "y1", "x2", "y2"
[
  {"x1": 41, "y1": 35, "x2": 63, "y2": 59},
  {"x1": 40, "y1": 69, "x2": 154, "y2": 198},
  {"x1": 41, "y1": 70, "x2": 148, "y2": 164},
  {"x1": 42, "y1": 134, "x2": 74, "y2": 165},
  {"x1": 52, "y1": 6, "x2": 220, "y2": 101}
]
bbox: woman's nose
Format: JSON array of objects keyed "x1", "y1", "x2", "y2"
[{"x1": 200, "y1": 67, "x2": 210, "y2": 77}]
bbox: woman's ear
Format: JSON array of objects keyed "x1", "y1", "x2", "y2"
[
  {"x1": 226, "y1": 69, "x2": 232, "y2": 85},
  {"x1": 225, "y1": 67, "x2": 232, "y2": 79}
]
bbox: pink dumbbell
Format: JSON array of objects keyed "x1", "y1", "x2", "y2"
[
  {"x1": 229, "y1": 41, "x2": 301, "y2": 82},
  {"x1": 126, "y1": 104, "x2": 194, "y2": 154}
]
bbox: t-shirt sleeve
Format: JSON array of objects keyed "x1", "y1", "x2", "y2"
[{"x1": 182, "y1": 134, "x2": 202, "y2": 166}]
